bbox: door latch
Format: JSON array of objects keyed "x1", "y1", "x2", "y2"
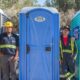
[
  {"x1": 45, "y1": 46, "x2": 51, "y2": 52},
  {"x1": 26, "y1": 44, "x2": 30, "y2": 53}
]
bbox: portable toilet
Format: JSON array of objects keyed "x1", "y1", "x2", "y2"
[
  {"x1": 70, "y1": 11, "x2": 80, "y2": 79},
  {"x1": 0, "y1": 9, "x2": 10, "y2": 33},
  {"x1": 19, "y1": 7, "x2": 60, "y2": 80}
]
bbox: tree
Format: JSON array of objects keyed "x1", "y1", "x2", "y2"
[
  {"x1": 0, "y1": 0, "x2": 18, "y2": 8},
  {"x1": 18, "y1": 0, "x2": 24, "y2": 4},
  {"x1": 32, "y1": 0, "x2": 38, "y2": 6},
  {"x1": 0, "y1": 0, "x2": 38, "y2": 28},
  {"x1": 75, "y1": 0, "x2": 80, "y2": 10},
  {"x1": 45, "y1": 0, "x2": 51, "y2": 7},
  {"x1": 56, "y1": 0, "x2": 75, "y2": 11},
  {"x1": 45, "y1": 0, "x2": 58, "y2": 8},
  {"x1": 51, "y1": 0, "x2": 59, "y2": 8}
]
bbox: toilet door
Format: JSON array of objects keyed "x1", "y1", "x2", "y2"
[{"x1": 26, "y1": 10, "x2": 54, "y2": 80}]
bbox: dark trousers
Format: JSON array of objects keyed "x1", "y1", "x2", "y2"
[{"x1": 61, "y1": 53, "x2": 75, "y2": 74}]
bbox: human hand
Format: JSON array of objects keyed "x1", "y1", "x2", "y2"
[{"x1": 13, "y1": 56, "x2": 18, "y2": 61}]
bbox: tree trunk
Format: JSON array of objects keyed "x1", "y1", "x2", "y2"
[{"x1": 18, "y1": 0, "x2": 24, "y2": 4}]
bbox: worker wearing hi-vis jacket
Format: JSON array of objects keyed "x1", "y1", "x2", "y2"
[
  {"x1": 60, "y1": 26, "x2": 78, "y2": 80},
  {"x1": 0, "y1": 21, "x2": 19, "y2": 80}
]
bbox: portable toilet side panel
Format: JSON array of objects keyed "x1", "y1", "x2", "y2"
[
  {"x1": 70, "y1": 11, "x2": 80, "y2": 79},
  {"x1": 0, "y1": 9, "x2": 10, "y2": 34},
  {"x1": 19, "y1": 7, "x2": 60, "y2": 80}
]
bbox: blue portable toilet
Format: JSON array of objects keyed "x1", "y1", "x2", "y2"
[{"x1": 19, "y1": 7, "x2": 60, "y2": 80}]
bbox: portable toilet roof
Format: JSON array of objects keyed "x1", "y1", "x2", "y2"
[
  {"x1": 0, "y1": 9, "x2": 4, "y2": 15},
  {"x1": 20, "y1": 7, "x2": 58, "y2": 14},
  {"x1": 0, "y1": 9, "x2": 7, "y2": 16},
  {"x1": 70, "y1": 10, "x2": 80, "y2": 29},
  {"x1": 0, "y1": 9, "x2": 9, "y2": 18}
]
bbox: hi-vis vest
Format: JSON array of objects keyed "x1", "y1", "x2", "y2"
[
  {"x1": 0, "y1": 33, "x2": 18, "y2": 55},
  {"x1": 60, "y1": 38, "x2": 77, "y2": 60}
]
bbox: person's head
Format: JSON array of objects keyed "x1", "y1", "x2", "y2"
[
  {"x1": 62, "y1": 26, "x2": 70, "y2": 37},
  {"x1": 4, "y1": 21, "x2": 13, "y2": 33}
]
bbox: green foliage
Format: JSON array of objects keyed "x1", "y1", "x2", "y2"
[
  {"x1": 45, "y1": 0, "x2": 51, "y2": 7},
  {"x1": 0, "y1": 0, "x2": 38, "y2": 9},
  {"x1": 56, "y1": 0, "x2": 79, "y2": 11},
  {"x1": 0, "y1": 0, "x2": 38, "y2": 28},
  {"x1": 67, "y1": 0, "x2": 75, "y2": 8},
  {"x1": 0, "y1": 0, "x2": 18, "y2": 9},
  {"x1": 45, "y1": 0, "x2": 58, "y2": 8},
  {"x1": 75, "y1": 0, "x2": 80, "y2": 10}
]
